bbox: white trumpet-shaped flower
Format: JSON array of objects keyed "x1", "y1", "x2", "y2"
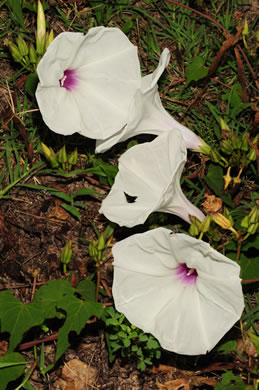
[
  {"x1": 112, "y1": 228, "x2": 244, "y2": 355},
  {"x1": 99, "y1": 130, "x2": 204, "y2": 227},
  {"x1": 36, "y1": 27, "x2": 141, "y2": 139},
  {"x1": 36, "y1": 26, "x2": 203, "y2": 150},
  {"x1": 96, "y1": 49, "x2": 203, "y2": 153}
]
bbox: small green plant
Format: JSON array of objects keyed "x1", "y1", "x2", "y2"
[
  {"x1": 103, "y1": 306, "x2": 161, "y2": 371},
  {"x1": 41, "y1": 143, "x2": 78, "y2": 173},
  {"x1": 6, "y1": 0, "x2": 53, "y2": 73}
]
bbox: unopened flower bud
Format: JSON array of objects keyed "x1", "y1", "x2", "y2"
[
  {"x1": 45, "y1": 29, "x2": 54, "y2": 49},
  {"x1": 249, "y1": 206, "x2": 259, "y2": 225},
  {"x1": 36, "y1": 0, "x2": 46, "y2": 55},
  {"x1": 68, "y1": 148, "x2": 78, "y2": 167},
  {"x1": 17, "y1": 35, "x2": 29, "y2": 56},
  {"x1": 29, "y1": 43, "x2": 37, "y2": 64},
  {"x1": 247, "y1": 222, "x2": 258, "y2": 235},
  {"x1": 58, "y1": 145, "x2": 67, "y2": 164},
  {"x1": 97, "y1": 235, "x2": 105, "y2": 252},
  {"x1": 61, "y1": 240, "x2": 72, "y2": 265},
  {"x1": 8, "y1": 41, "x2": 23, "y2": 63},
  {"x1": 189, "y1": 215, "x2": 201, "y2": 229},
  {"x1": 219, "y1": 117, "x2": 230, "y2": 132},
  {"x1": 220, "y1": 140, "x2": 233, "y2": 155},
  {"x1": 41, "y1": 142, "x2": 59, "y2": 168},
  {"x1": 240, "y1": 215, "x2": 249, "y2": 229},
  {"x1": 241, "y1": 133, "x2": 249, "y2": 151},
  {"x1": 199, "y1": 145, "x2": 211, "y2": 156},
  {"x1": 200, "y1": 215, "x2": 211, "y2": 233},
  {"x1": 230, "y1": 133, "x2": 241, "y2": 150},
  {"x1": 189, "y1": 223, "x2": 200, "y2": 236},
  {"x1": 247, "y1": 147, "x2": 256, "y2": 161}
]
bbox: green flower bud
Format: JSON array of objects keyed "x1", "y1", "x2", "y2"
[
  {"x1": 249, "y1": 206, "x2": 259, "y2": 225},
  {"x1": 61, "y1": 240, "x2": 72, "y2": 265},
  {"x1": 219, "y1": 117, "x2": 230, "y2": 132},
  {"x1": 210, "y1": 149, "x2": 222, "y2": 164},
  {"x1": 240, "y1": 215, "x2": 249, "y2": 229},
  {"x1": 230, "y1": 133, "x2": 241, "y2": 150},
  {"x1": 8, "y1": 41, "x2": 23, "y2": 63},
  {"x1": 200, "y1": 215, "x2": 211, "y2": 233},
  {"x1": 29, "y1": 43, "x2": 37, "y2": 64},
  {"x1": 189, "y1": 215, "x2": 201, "y2": 230},
  {"x1": 220, "y1": 139, "x2": 233, "y2": 155},
  {"x1": 199, "y1": 145, "x2": 211, "y2": 156},
  {"x1": 45, "y1": 29, "x2": 54, "y2": 49},
  {"x1": 36, "y1": 0, "x2": 46, "y2": 55},
  {"x1": 247, "y1": 222, "x2": 258, "y2": 235},
  {"x1": 97, "y1": 235, "x2": 105, "y2": 252},
  {"x1": 58, "y1": 145, "x2": 67, "y2": 164},
  {"x1": 241, "y1": 133, "x2": 249, "y2": 152},
  {"x1": 247, "y1": 147, "x2": 256, "y2": 161},
  {"x1": 68, "y1": 148, "x2": 78, "y2": 167},
  {"x1": 41, "y1": 142, "x2": 59, "y2": 168},
  {"x1": 16, "y1": 35, "x2": 29, "y2": 56},
  {"x1": 189, "y1": 223, "x2": 200, "y2": 236}
]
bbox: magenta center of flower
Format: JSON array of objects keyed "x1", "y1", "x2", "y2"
[
  {"x1": 176, "y1": 263, "x2": 198, "y2": 285},
  {"x1": 59, "y1": 69, "x2": 78, "y2": 91}
]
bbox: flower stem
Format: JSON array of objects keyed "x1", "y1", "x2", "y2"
[{"x1": 96, "y1": 267, "x2": 100, "y2": 302}]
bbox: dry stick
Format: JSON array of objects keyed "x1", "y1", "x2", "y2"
[
  {"x1": 237, "y1": 44, "x2": 258, "y2": 84},
  {"x1": 18, "y1": 333, "x2": 59, "y2": 351},
  {"x1": 234, "y1": 46, "x2": 249, "y2": 103}
]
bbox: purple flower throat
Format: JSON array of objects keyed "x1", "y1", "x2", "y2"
[
  {"x1": 176, "y1": 263, "x2": 198, "y2": 285},
  {"x1": 59, "y1": 69, "x2": 78, "y2": 91}
]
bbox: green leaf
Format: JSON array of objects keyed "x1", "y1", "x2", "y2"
[
  {"x1": 203, "y1": 164, "x2": 234, "y2": 208},
  {"x1": 123, "y1": 338, "x2": 131, "y2": 347},
  {"x1": 72, "y1": 188, "x2": 103, "y2": 199},
  {"x1": 222, "y1": 83, "x2": 251, "y2": 118},
  {"x1": 32, "y1": 279, "x2": 74, "y2": 319},
  {"x1": 147, "y1": 338, "x2": 159, "y2": 349},
  {"x1": 238, "y1": 254, "x2": 259, "y2": 280},
  {"x1": 7, "y1": 0, "x2": 25, "y2": 28},
  {"x1": 242, "y1": 236, "x2": 259, "y2": 251},
  {"x1": 0, "y1": 291, "x2": 44, "y2": 351},
  {"x1": 215, "y1": 371, "x2": 247, "y2": 390},
  {"x1": 0, "y1": 352, "x2": 26, "y2": 390},
  {"x1": 228, "y1": 252, "x2": 259, "y2": 280},
  {"x1": 248, "y1": 329, "x2": 259, "y2": 354},
  {"x1": 25, "y1": 73, "x2": 39, "y2": 96},
  {"x1": 60, "y1": 203, "x2": 81, "y2": 219},
  {"x1": 56, "y1": 295, "x2": 103, "y2": 360},
  {"x1": 217, "y1": 340, "x2": 237, "y2": 354},
  {"x1": 185, "y1": 56, "x2": 208, "y2": 86},
  {"x1": 75, "y1": 279, "x2": 96, "y2": 302}
]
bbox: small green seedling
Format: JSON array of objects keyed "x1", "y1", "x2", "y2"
[{"x1": 103, "y1": 306, "x2": 161, "y2": 371}]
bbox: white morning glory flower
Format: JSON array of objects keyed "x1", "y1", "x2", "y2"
[
  {"x1": 96, "y1": 49, "x2": 203, "y2": 153},
  {"x1": 112, "y1": 228, "x2": 244, "y2": 355},
  {"x1": 99, "y1": 129, "x2": 204, "y2": 227},
  {"x1": 36, "y1": 26, "x2": 203, "y2": 150},
  {"x1": 36, "y1": 27, "x2": 141, "y2": 139}
]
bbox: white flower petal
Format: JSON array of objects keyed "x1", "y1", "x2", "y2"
[
  {"x1": 99, "y1": 130, "x2": 204, "y2": 227},
  {"x1": 96, "y1": 49, "x2": 203, "y2": 153},
  {"x1": 112, "y1": 228, "x2": 244, "y2": 355},
  {"x1": 36, "y1": 27, "x2": 141, "y2": 138}
]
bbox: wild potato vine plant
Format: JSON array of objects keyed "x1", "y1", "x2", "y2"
[{"x1": 0, "y1": 0, "x2": 258, "y2": 389}]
